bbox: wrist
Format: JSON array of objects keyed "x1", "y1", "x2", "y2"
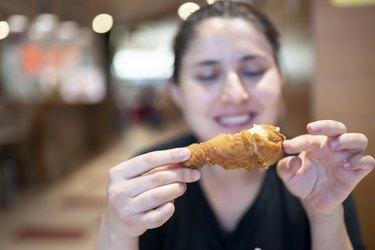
[
  {"x1": 99, "y1": 209, "x2": 139, "y2": 249},
  {"x1": 107, "y1": 230, "x2": 138, "y2": 248},
  {"x1": 303, "y1": 203, "x2": 344, "y2": 223},
  {"x1": 302, "y1": 205, "x2": 352, "y2": 250}
]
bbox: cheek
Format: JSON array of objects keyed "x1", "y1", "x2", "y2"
[
  {"x1": 181, "y1": 82, "x2": 216, "y2": 112},
  {"x1": 254, "y1": 70, "x2": 282, "y2": 105}
]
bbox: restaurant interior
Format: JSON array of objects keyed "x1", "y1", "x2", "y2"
[{"x1": 0, "y1": 0, "x2": 374, "y2": 249}]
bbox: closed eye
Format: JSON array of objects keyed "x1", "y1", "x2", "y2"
[
  {"x1": 242, "y1": 70, "x2": 265, "y2": 77},
  {"x1": 197, "y1": 73, "x2": 220, "y2": 82}
]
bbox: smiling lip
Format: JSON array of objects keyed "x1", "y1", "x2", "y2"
[{"x1": 215, "y1": 112, "x2": 257, "y2": 129}]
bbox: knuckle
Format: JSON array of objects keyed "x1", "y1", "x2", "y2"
[
  {"x1": 150, "y1": 173, "x2": 167, "y2": 186},
  {"x1": 108, "y1": 186, "x2": 130, "y2": 209},
  {"x1": 106, "y1": 198, "x2": 134, "y2": 227},
  {"x1": 108, "y1": 166, "x2": 124, "y2": 183},
  {"x1": 118, "y1": 210, "x2": 133, "y2": 226},
  {"x1": 144, "y1": 152, "x2": 158, "y2": 165},
  {"x1": 108, "y1": 167, "x2": 118, "y2": 181},
  {"x1": 329, "y1": 120, "x2": 346, "y2": 131},
  {"x1": 150, "y1": 191, "x2": 166, "y2": 203}
]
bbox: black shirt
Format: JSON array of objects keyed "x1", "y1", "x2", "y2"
[{"x1": 139, "y1": 134, "x2": 365, "y2": 250}]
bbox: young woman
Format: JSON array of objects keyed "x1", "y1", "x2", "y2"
[{"x1": 97, "y1": 2, "x2": 374, "y2": 249}]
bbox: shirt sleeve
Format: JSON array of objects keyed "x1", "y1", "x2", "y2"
[
  {"x1": 139, "y1": 226, "x2": 165, "y2": 250},
  {"x1": 344, "y1": 195, "x2": 366, "y2": 250}
]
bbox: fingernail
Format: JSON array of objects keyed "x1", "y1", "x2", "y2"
[
  {"x1": 290, "y1": 157, "x2": 301, "y2": 169},
  {"x1": 178, "y1": 148, "x2": 190, "y2": 160},
  {"x1": 192, "y1": 170, "x2": 201, "y2": 180},
  {"x1": 308, "y1": 123, "x2": 319, "y2": 133}
]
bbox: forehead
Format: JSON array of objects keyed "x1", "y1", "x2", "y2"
[{"x1": 185, "y1": 17, "x2": 274, "y2": 61}]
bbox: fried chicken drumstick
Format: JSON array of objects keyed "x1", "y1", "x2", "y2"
[{"x1": 182, "y1": 124, "x2": 286, "y2": 170}]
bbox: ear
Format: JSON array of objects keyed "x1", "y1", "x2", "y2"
[{"x1": 168, "y1": 81, "x2": 183, "y2": 109}]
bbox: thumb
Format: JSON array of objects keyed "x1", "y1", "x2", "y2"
[{"x1": 276, "y1": 156, "x2": 302, "y2": 184}]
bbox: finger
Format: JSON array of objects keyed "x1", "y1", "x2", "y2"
[
  {"x1": 343, "y1": 154, "x2": 375, "y2": 171},
  {"x1": 283, "y1": 135, "x2": 324, "y2": 154},
  {"x1": 307, "y1": 120, "x2": 347, "y2": 137},
  {"x1": 131, "y1": 183, "x2": 187, "y2": 213},
  {"x1": 138, "y1": 201, "x2": 175, "y2": 229},
  {"x1": 127, "y1": 168, "x2": 201, "y2": 197},
  {"x1": 328, "y1": 133, "x2": 368, "y2": 152},
  {"x1": 114, "y1": 148, "x2": 191, "y2": 179},
  {"x1": 144, "y1": 163, "x2": 182, "y2": 175},
  {"x1": 276, "y1": 156, "x2": 302, "y2": 183}
]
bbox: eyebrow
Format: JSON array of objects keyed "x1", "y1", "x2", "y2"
[
  {"x1": 241, "y1": 55, "x2": 259, "y2": 61},
  {"x1": 194, "y1": 60, "x2": 219, "y2": 67},
  {"x1": 193, "y1": 54, "x2": 265, "y2": 68}
]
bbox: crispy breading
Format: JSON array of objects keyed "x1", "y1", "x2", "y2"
[{"x1": 182, "y1": 125, "x2": 285, "y2": 170}]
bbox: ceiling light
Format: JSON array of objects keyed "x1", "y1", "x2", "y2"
[
  {"x1": 34, "y1": 14, "x2": 59, "y2": 33},
  {"x1": 206, "y1": 0, "x2": 219, "y2": 4},
  {"x1": 7, "y1": 15, "x2": 28, "y2": 33},
  {"x1": 178, "y1": 2, "x2": 200, "y2": 20},
  {"x1": 56, "y1": 21, "x2": 79, "y2": 40},
  {"x1": 92, "y1": 14, "x2": 113, "y2": 33},
  {"x1": 0, "y1": 21, "x2": 10, "y2": 40},
  {"x1": 331, "y1": 0, "x2": 375, "y2": 6}
]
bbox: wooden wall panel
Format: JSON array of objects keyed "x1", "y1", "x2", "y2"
[
  {"x1": 316, "y1": 41, "x2": 375, "y2": 74},
  {"x1": 314, "y1": 79, "x2": 375, "y2": 118},
  {"x1": 312, "y1": 0, "x2": 375, "y2": 248}
]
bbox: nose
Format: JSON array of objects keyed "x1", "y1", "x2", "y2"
[{"x1": 220, "y1": 71, "x2": 250, "y2": 104}]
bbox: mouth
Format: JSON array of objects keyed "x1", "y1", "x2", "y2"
[{"x1": 215, "y1": 112, "x2": 257, "y2": 128}]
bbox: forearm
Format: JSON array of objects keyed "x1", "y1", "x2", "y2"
[
  {"x1": 97, "y1": 212, "x2": 139, "y2": 250},
  {"x1": 306, "y1": 205, "x2": 352, "y2": 250}
]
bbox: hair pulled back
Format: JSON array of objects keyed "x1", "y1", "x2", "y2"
[{"x1": 172, "y1": 1, "x2": 280, "y2": 83}]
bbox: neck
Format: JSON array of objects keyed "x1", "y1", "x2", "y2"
[
  {"x1": 200, "y1": 165, "x2": 266, "y2": 186},
  {"x1": 199, "y1": 166, "x2": 267, "y2": 232}
]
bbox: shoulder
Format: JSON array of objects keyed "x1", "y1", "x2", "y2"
[{"x1": 137, "y1": 133, "x2": 198, "y2": 155}]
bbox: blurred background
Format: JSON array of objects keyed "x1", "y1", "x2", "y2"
[{"x1": 0, "y1": 0, "x2": 374, "y2": 249}]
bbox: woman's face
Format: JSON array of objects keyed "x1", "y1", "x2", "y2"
[{"x1": 170, "y1": 17, "x2": 283, "y2": 142}]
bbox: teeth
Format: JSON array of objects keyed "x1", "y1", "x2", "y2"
[{"x1": 219, "y1": 114, "x2": 250, "y2": 125}]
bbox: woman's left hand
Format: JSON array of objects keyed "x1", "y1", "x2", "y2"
[{"x1": 277, "y1": 120, "x2": 374, "y2": 216}]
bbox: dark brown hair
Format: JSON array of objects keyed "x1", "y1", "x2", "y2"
[{"x1": 172, "y1": 1, "x2": 280, "y2": 83}]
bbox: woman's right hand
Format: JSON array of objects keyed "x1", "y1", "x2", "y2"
[{"x1": 104, "y1": 148, "x2": 201, "y2": 239}]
